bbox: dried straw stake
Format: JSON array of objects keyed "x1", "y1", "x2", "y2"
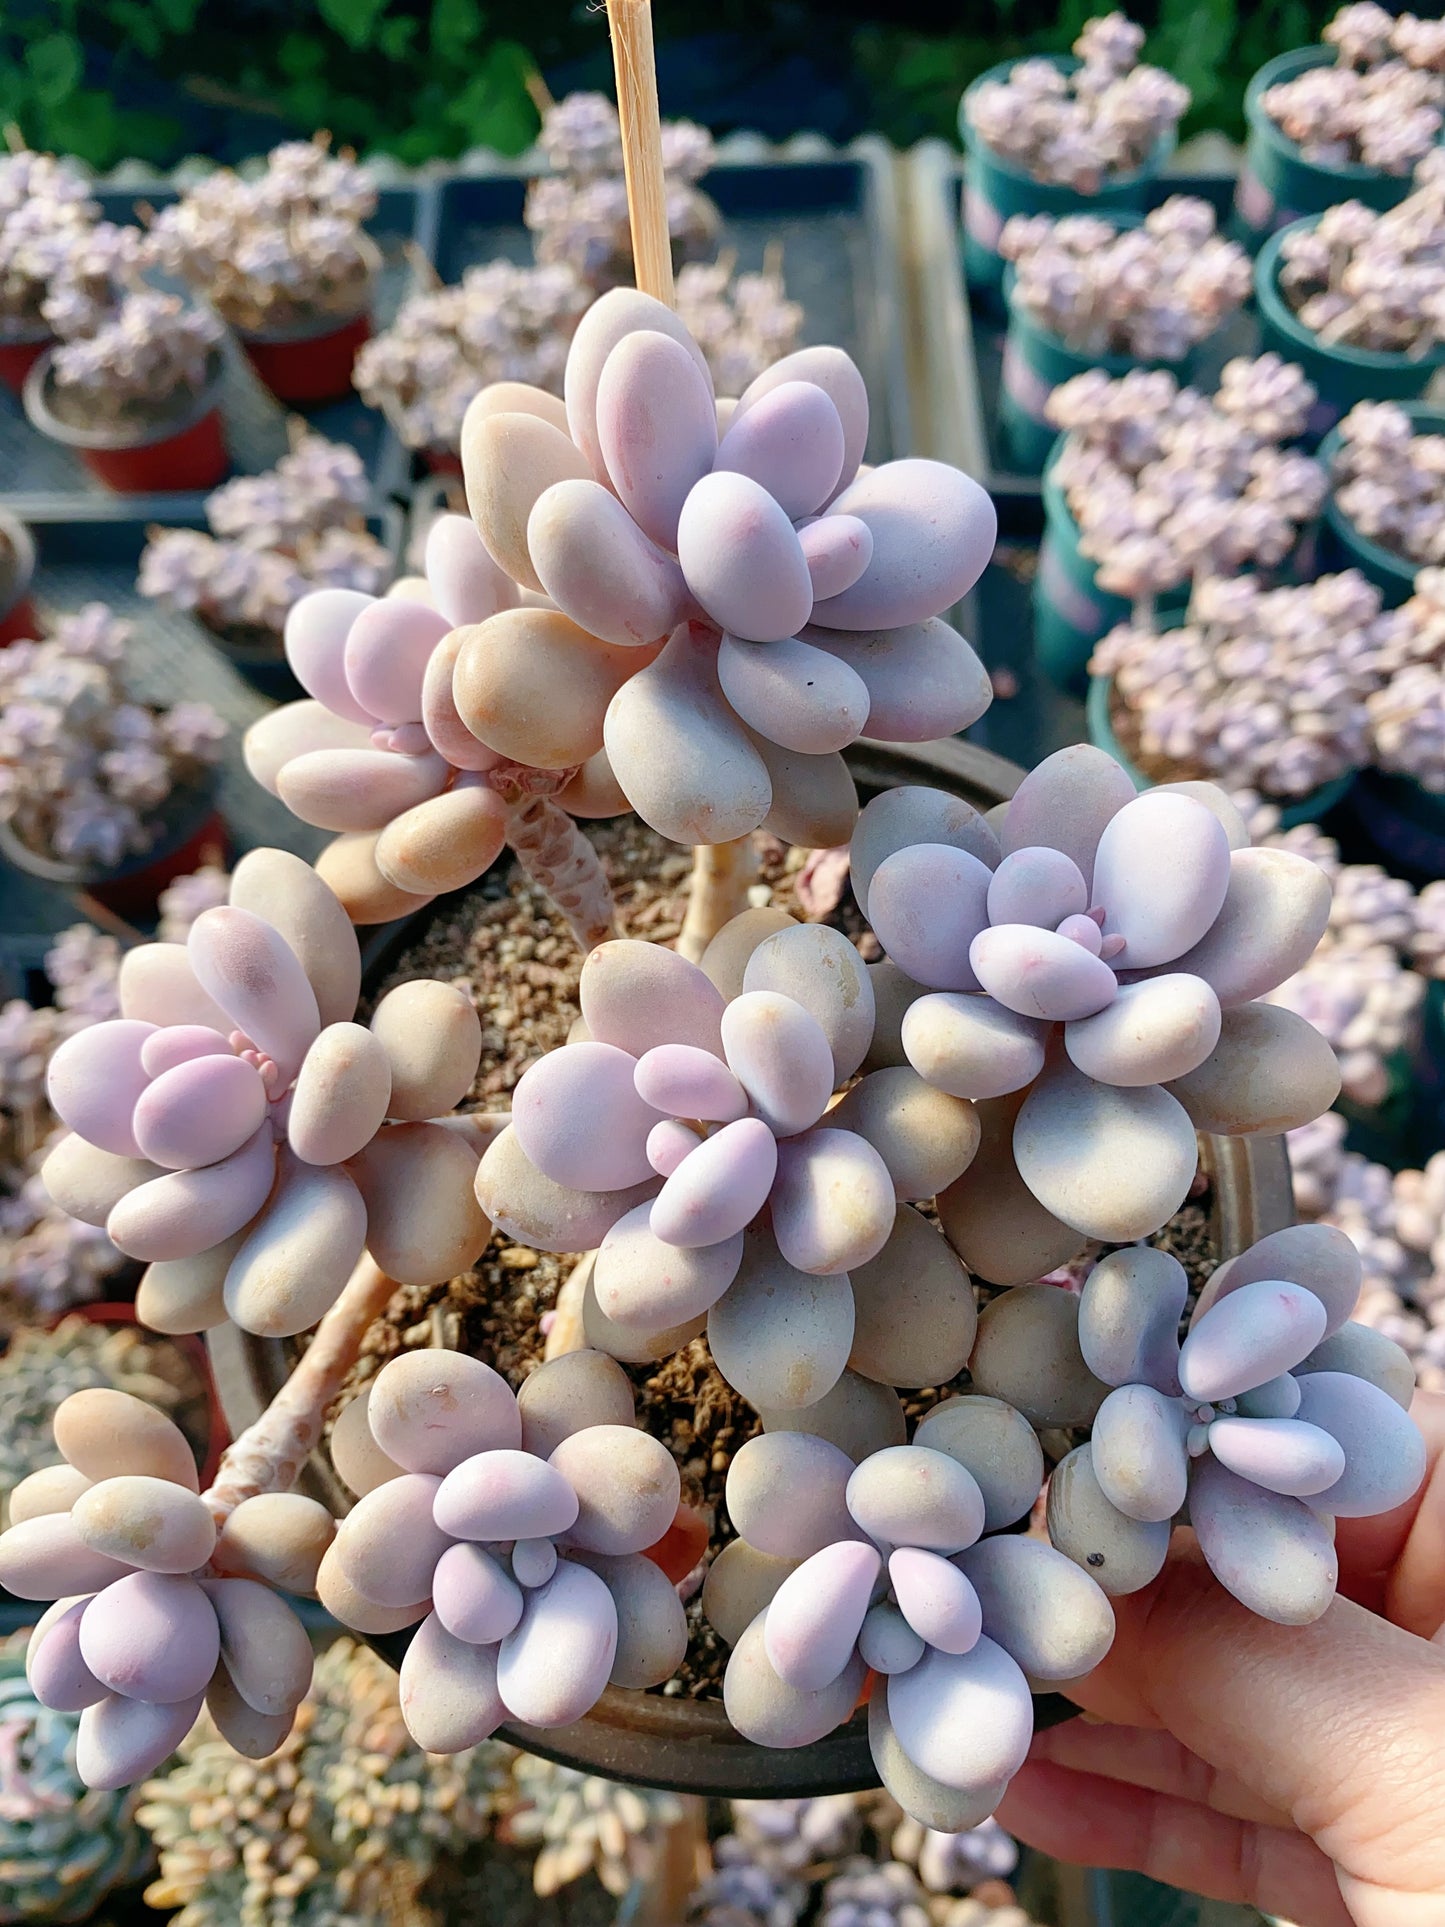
[{"x1": 608, "y1": 0, "x2": 675, "y2": 306}]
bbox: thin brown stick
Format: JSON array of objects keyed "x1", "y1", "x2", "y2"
[
  {"x1": 676, "y1": 837, "x2": 759, "y2": 961},
  {"x1": 202, "y1": 1255, "x2": 395, "y2": 1532},
  {"x1": 608, "y1": 0, "x2": 674, "y2": 305}
]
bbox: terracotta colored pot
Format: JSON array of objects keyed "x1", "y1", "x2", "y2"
[
  {"x1": 0, "y1": 328, "x2": 52, "y2": 397},
  {"x1": 239, "y1": 308, "x2": 373, "y2": 408},
  {"x1": 209, "y1": 735, "x2": 1296, "y2": 1795},
  {"x1": 23, "y1": 350, "x2": 229, "y2": 494}
]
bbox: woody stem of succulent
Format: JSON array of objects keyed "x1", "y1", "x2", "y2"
[
  {"x1": 676, "y1": 837, "x2": 760, "y2": 961},
  {"x1": 201, "y1": 1254, "x2": 395, "y2": 1533},
  {"x1": 609, "y1": 0, "x2": 759, "y2": 959},
  {"x1": 505, "y1": 794, "x2": 618, "y2": 954}
]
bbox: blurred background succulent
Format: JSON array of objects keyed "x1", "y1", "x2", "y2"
[
  {"x1": 139, "y1": 435, "x2": 393, "y2": 640},
  {"x1": 1364, "y1": 567, "x2": 1445, "y2": 790},
  {"x1": 999, "y1": 199, "x2": 1250, "y2": 359},
  {"x1": 0, "y1": 1626, "x2": 151, "y2": 1925},
  {"x1": 1047, "y1": 359, "x2": 1327, "y2": 611},
  {"x1": 46, "y1": 286, "x2": 223, "y2": 430},
  {"x1": 0, "y1": 148, "x2": 97, "y2": 343},
  {"x1": 1262, "y1": 4, "x2": 1445, "y2": 172},
  {"x1": 1330, "y1": 401, "x2": 1445, "y2": 566},
  {"x1": 144, "y1": 137, "x2": 378, "y2": 335},
  {"x1": 673, "y1": 256, "x2": 805, "y2": 397},
  {"x1": 525, "y1": 90, "x2": 720, "y2": 292},
  {"x1": 135, "y1": 1635, "x2": 510, "y2": 1927},
  {"x1": 0, "y1": 604, "x2": 226, "y2": 870},
  {"x1": 1091, "y1": 572, "x2": 1384, "y2": 799},
  {"x1": 963, "y1": 13, "x2": 1189, "y2": 190},
  {"x1": 1276, "y1": 163, "x2": 1445, "y2": 354},
  {"x1": 506, "y1": 1755, "x2": 684, "y2": 1898}
]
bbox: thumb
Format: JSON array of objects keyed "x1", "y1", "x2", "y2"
[{"x1": 1061, "y1": 1537, "x2": 1445, "y2": 1926}]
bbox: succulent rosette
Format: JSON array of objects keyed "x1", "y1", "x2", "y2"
[
  {"x1": 245, "y1": 512, "x2": 625, "y2": 940},
  {"x1": 857, "y1": 749, "x2": 1343, "y2": 1270},
  {"x1": 39, "y1": 848, "x2": 489, "y2": 1338},
  {"x1": 458, "y1": 287, "x2": 996, "y2": 849},
  {"x1": 712, "y1": 1424, "x2": 1113, "y2": 1831},
  {"x1": 0, "y1": 1389, "x2": 333, "y2": 1790},
  {"x1": 477, "y1": 921, "x2": 982, "y2": 1410},
  {"x1": 1051, "y1": 1226, "x2": 1426, "y2": 1623},
  {"x1": 317, "y1": 1347, "x2": 687, "y2": 1749}
]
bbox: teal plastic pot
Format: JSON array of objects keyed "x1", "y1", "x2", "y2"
[
  {"x1": 1087, "y1": 672, "x2": 1357, "y2": 829},
  {"x1": 1032, "y1": 446, "x2": 1188, "y2": 694},
  {"x1": 958, "y1": 56, "x2": 1176, "y2": 303},
  {"x1": 1000, "y1": 271, "x2": 1192, "y2": 474},
  {"x1": 1234, "y1": 47, "x2": 1428, "y2": 247},
  {"x1": 1255, "y1": 221, "x2": 1445, "y2": 442},
  {"x1": 1340, "y1": 767, "x2": 1445, "y2": 885},
  {"x1": 1317, "y1": 402, "x2": 1445, "y2": 607}
]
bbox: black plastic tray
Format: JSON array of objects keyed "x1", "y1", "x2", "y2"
[
  {"x1": 0, "y1": 503, "x2": 400, "y2": 957},
  {"x1": 418, "y1": 140, "x2": 912, "y2": 466},
  {"x1": 0, "y1": 183, "x2": 423, "y2": 522},
  {"x1": 909, "y1": 142, "x2": 1251, "y2": 531}
]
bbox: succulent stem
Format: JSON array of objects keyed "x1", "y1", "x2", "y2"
[
  {"x1": 505, "y1": 794, "x2": 618, "y2": 954},
  {"x1": 676, "y1": 837, "x2": 760, "y2": 961},
  {"x1": 202, "y1": 1254, "x2": 396, "y2": 1533}
]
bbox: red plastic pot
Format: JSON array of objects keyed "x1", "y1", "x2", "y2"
[
  {"x1": 239, "y1": 306, "x2": 373, "y2": 406},
  {"x1": 0, "y1": 510, "x2": 37, "y2": 649},
  {"x1": 0, "y1": 772, "x2": 228, "y2": 920},
  {"x1": 23, "y1": 349, "x2": 229, "y2": 494},
  {"x1": 421, "y1": 445, "x2": 464, "y2": 477},
  {"x1": 0, "y1": 329, "x2": 52, "y2": 396}
]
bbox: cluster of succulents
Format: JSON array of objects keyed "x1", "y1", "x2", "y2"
[
  {"x1": 507, "y1": 1754, "x2": 684, "y2": 1897},
  {"x1": 243, "y1": 512, "x2": 623, "y2": 945},
  {"x1": 353, "y1": 260, "x2": 591, "y2": 457},
  {"x1": 145, "y1": 137, "x2": 378, "y2": 334},
  {"x1": 460, "y1": 290, "x2": 994, "y2": 852},
  {"x1": 0, "y1": 1318, "x2": 186, "y2": 1527},
  {"x1": 526, "y1": 91, "x2": 720, "y2": 292},
  {"x1": 674, "y1": 257, "x2": 806, "y2": 398},
  {"x1": 0, "y1": 1381, "x2": 345, "y2": 1790},
  {"x1": 316, "y1": 1345, "x2": 689, "y2": 1748},
  {"x1": 1288, "y1": 1113, "x2": 1445, "y2": 1392},
  {"x1": 1091, "y1": 571, "x2": 1385, "y2": 798},
  {"x1": 890, "y1": 1814, "x2": 1019, "y2": 1894},
  {"x1": 0, "y1": 1624, "x2": 151, "y2": 1924},
  {"x1": 0, "y1": 147, "x2": 99, "y2": 340},
  {"x1": 1047, "y1": 358, "x2": 1328, "y2": 606},
  {"x1": 0, "y1": 604, "x2": 226, "y2": 870},
  {"x1": 47, "y1": 281, "x2": 224, "y2": 428},
  {"x1": 1276, "y1": 160, "x2": 1445, "y2": 354},
  {"x1": 135, "y1": 1634, "x2": 510, "y2": 1927},
  {"x1": 1330, "y1": 399, "x2": 1445, "y2": 564},
  {"x1": 1262, "y1": 4, "x2": 1445, "y2": 173},
  {"x1": 1363, "y1": 566, "x2": 1445, "y2": 788},
  {"x1": 139, "y1": 435, "x2": 392, "y2": 638},
  {"x1": 964, "y1": 13, "x2": 1190, "y2": 190},
  {"x1": 999, "y1": 198, "x2": 1250, "y2": 358},
  {"x1": 39, "y1": 848, "x2": 490, "y2": 1340}
]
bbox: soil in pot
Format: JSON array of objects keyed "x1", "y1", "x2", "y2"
[{"x1": 327, "y1": 812, "x2": 1230, "y2": 1708}]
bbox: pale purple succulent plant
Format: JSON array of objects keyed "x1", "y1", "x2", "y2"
[
  {"x1": 48, "y1": 290, "x2": 223, "y2": 427},
  {"x1": 1332, "y1": 399, "x2": 1445, "y2": 566},
  {"x1": 525, "y1": 91, "x2": 719, "y2": 292},
  {"x1": 354, "y1": 262, "x2": 590, "y2": 456},
  {"x1": 1278, "y1": 170, "x2": 1445, "y2": 353},
  {"x1": 320, "y1": 1346, "x2": 685, "y2": 1750},
  {"x1": 144, "y1": 137, "x2": 378, "y2": 333},
  {"x1": 1264, "y1": 6, "x2": 1445, "y2": 172},
  {"x1": 1065, "y1": 1227, "x2": 1424, "y2": 1626},
  {"x1": 965, "y1": 14, "x2": 1189, "y2": 190},
  {"x1": 0, "y1": 149, "x2": 99, "y2": 337},
  {"x1": 860, "y1": 752, "x2": 1339, "y2": 1248},
  {"x1": 0, "y1": 606, "x2": 224, "y2": 870},
  {"x1": 1091, "y1": 573, "x2": 1384, "y2": 798},
  {"x1": 1000, "y1": 198, "x2": 1250, "y2": 358},
  {"x1": 673, "y1": 258, "x2": 805, "y2": 398},
  {"x1": 1365, "y1": 567, "x2": 1445, "y2": 788},
  {"x1": 39, "y1": 849, "x2": 488, "y2": 1340}
]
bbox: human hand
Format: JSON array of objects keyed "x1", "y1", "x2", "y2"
[{"x1": 995, "y1": 1390, "x2": 1445, "y2": 1927}]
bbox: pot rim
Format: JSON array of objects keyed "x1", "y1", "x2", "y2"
[
  {"x1": 206, "y1": 734, "x2": 1296, "y2": 1795},
  {"x1": 1243, "y1": 45, "x2": 1430, "y2": 188},
  {"x1": 233, "y1": 232, "x2": 382, "y2": 345},
  {"x1": 1255, "y1": 220, "x2": 1445, "y2": 375},
  {"x1": 23, "y1": 345, "x2": 226, "y2": 452},
  {"x1": 0, "y1": 763, "x2": 220, "y2": 887},
  {"x1": 0, "y1": 509, "x2": 37, "y2": 617}
]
